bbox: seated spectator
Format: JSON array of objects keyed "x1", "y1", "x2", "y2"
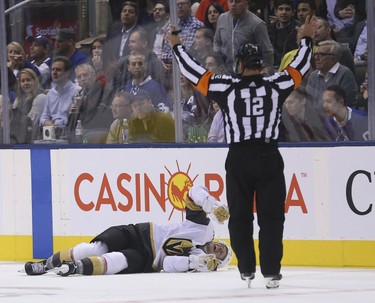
[
  {"x1": 0, "y1": 95, "x2": 33, "y2": 144},
  {"x1": 205, "y1": 52, "x2": 228, "y2": 143},
  {"x1": 13, "y1": 68, "x2": 46, "y2": 140},
  {"x1": 106, "y1": 91, "x2": 133, "y2": 144},
  {"x1": 204, "y1": 2, "x2": 225, "y2": 31},
  {"x1": 66, "y1": 63, "x2": 113, "y2": 144},
  {"x1": 127, "y1": 90, "x2": 175, "y2": 143},
  {"x1": 267, "y1": 0, "x2": 301, "y2": 67},
  {"x1": 322, "y1": 85, "x2": 368, "y2": 141},
  {"x1": 40, "y1": 56, "x2": 80, "y2": 127},
  {"x1": 305, "y1": 40, "x2": 358, "y2": 110},
  {"x1": 280, "y1": 17, "x2": 355, "y2": 76},
  {"x1": 27, "y1": 35, "x2": 52, "y2": 89},
  {"x1": 104, "y1": 1, "x2": 143, "y2": 64},
  {"x1": 113, "y1": 29, "x2": 168, "y2": 92},
  {"x1": 333, "y1": 0, "x2": 366, "y2": 45},
  {"x1": 7, "y1": 41, "x2": 40, "y2": 78},
  {"x1": 89, "y1": 37, "x2": 106, "y2": 85},
  {"x1": 52, "y1": 28, "x2": 89, "y2": 80},
  {"x1": 195, "y1": 0, "x2": 228, "y2": 23},
  {"x1": 352, "y1": 20, "x2": 367, "y2": 63},
  {"x1": 0, "y1": 66, "x2": 17, "y2": 103},
  {"x1": 280, "y1": 87, "x2": 330, "y2": 142},
  {"x1": 150, "y1": 1, "x2": 170, "y2": 60},
  {"x1": 123, "y1": 52, "x2": 173, "y2": 113},
  {"x1": 160, "y1": 0, "x2": 204, "y2": 70},
  {"x1": 296, "y1": 0, "x2": 316, "y2": 23},
  {"x1": 191, "y1": 28, "x2": 214, "y2": 65},
  {"x1": 355, "y1": 70, "x2": 368, "y2": 112}
]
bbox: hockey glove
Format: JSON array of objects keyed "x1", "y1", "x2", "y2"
[
  {"x1": 189, "y1": 254, "x2": 219, "y2": 272},
  {"x1": 203, "y1": 196, "x2": 229, "y2": 224}
]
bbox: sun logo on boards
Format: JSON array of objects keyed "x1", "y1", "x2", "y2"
[{"x1": 164, "y1": 161, "x2": 198, "y2": 221}]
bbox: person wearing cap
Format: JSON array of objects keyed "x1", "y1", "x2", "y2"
[
  {"x1": 52, "y1": 28, "x2": 89, "y2": 80},
  {"x1": 23, "y1": 184, "x2": 231, "y2": 276},
  {"x1": 27, "y1": 35, "x2": 52, "y2": 89},
  {"x1": 168, "y1": 16, "x2": 317, "y2": 288},
  {"x1": 127, "y1": 89, "x2": 175, "y2": 143}
]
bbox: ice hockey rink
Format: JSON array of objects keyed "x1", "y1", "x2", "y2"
[{"x1": 1, "y1": 263, "x2": 374, "y2": 303}]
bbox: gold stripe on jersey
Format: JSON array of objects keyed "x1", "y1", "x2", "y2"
[
  {"x1": 185, "y1": 196, "x2": 203, "y2": 211},
  {"x1": 89, "y1": 256, "x2": 106, "y2": 275},
  {"x1": 195, "y1": 71, "x2": 214, "y2": 96},
  {"x1": 284, "y1": 67, "x2": 302, "y2": 89}
]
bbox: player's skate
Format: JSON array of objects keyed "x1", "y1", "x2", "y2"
[
  {"x1": 24, "y1": 260, "x2": 47, "y2": 275},
  {"x1": 240, "y1": 272, "x2": 255, "y2": 288},
  {"x1": 56, "y1": 261, "x2": 78, "y2": 276},
  {"x1": 264, "y1": 274, "x2": 282, "y2": 289}
]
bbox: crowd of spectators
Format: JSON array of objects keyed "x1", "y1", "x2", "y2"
[{"x1": 1, "y1": 0, "x2": 370, "y2": 144}]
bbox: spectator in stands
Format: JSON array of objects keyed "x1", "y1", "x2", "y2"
[
  {"x1": 7, "y1": 41, "x2": 40, "y2": 78},
  {"x1": 352, "y1": 20, "x2": 367, "y2": 63},
  {"x1": 0, "y1": 95, "x2": 33, "y2": 144},
  {"x1": 204, "y1": 2, "x2": 225, "y2": 31},
  {"x1": 0, "y1": 66, "x2": 17, "y2": 103},
  {"x1": 205, "y1": 52, "x2": 228, "y2": 144},
  {"x1": 90, "y1": 37, "x2": 106, "y2": 83},
  {"x1": 191, "y1": 28, "x2": 214, "y2": 65},
  {"x1": 114, "y1": 29, "x2": 167, "y2": 92},
  {"x1": 305, "y1": 40, "x2": 358, "y2": 110},
  {"x1": 52, "y1": 28, "x2": 89, "y2": 80},
  {"x1": 150, "y1": 1, "x2": 170, "y2": 60},
  {"x1": 195, "y1": 0, "x2": 228, "y2": 23},
  {"x1": 327, "y1": 0, "x2": 366, "y2": 45},
  {"x1": 355, "y1": 70, "x2": 368, "y2": 112},
  {"x1": 104, "y1": 1, "x2": 142, "y2": 63},
  {"x1": 66, "y1": 63, "x2": 113, "y2": 144},
  {"x1": 296, "y1": 0, "x2": 316, "y2": 23},
  {"x1": 127, "y1": 89, "x2": 175, "y2": 143},
  {"x1": 40, "y1": 56, "x2": 80, "y2": 127},
  {"x1": 123, "y1": 52, "x2": 172, "y2": 113},
  {"x1": 268, "y1": 0, "x2": 300, "y2": 67},
  {"x1": 160, "y1": 0, "x2": 204, "y2": 70},
  {"x1": 322, "y1": 85, "x2": 368, "y2": 141},
  {"x1": 280, "y1": 87, "x2": 329, "y2": 142},
  {"x1": 27, "y1": 35, "x2": 52, "y2": 89},
  {"x1": 213, "y1": 0, "x2": 274, "y2": 73},
  {"x1": 279, "y1": 17, "x2": 355, "y2": 76},
  {"x1": 13, "y1": 68, "x2": 46, "y2": 140},
  {"x1": 106, "y1": 91, "x2": 133, "y2": 144}
]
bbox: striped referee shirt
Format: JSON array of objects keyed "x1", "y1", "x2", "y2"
[{"x1": 172, "y1": 38, "x2": 313, "y2": 144}]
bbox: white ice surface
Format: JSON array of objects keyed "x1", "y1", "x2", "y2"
[{"x1": 1, "y1": 263, "x2": 375, "y2": 303}]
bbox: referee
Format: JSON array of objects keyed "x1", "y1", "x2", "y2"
[{"x1": 168, "y1": 16, "x2": 317, "y2": 288}]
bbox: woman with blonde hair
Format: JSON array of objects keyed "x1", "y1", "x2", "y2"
[
  {"x1": 14, "y1": 68, "x2": 46, "y2": 138},
  {"x1": 7, "y1": 41, "x2": 40, "y2": 78}
]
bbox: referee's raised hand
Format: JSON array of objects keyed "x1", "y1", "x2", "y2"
[
  {"x1": 298, "y1": 15, "x2": 317, "y2": 40},
  {"x1": 167, "y1": 25, "x2": 183, "y2": 48}
]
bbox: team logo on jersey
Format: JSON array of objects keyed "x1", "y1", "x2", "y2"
[
  {"x1": 165, "y1": 161, "x2": 198, "y2": 220},
  {"x1": 162, "y1": 237, "x2": 193, "y2": 256}
]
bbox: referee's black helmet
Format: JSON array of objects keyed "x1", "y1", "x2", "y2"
[{"x1": 235, "y1": 43, "x2": 262, "y2": 69}]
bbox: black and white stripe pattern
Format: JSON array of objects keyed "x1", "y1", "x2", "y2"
[{"x1": 173, "y1": 38, "x2": 313, "y2": 144}]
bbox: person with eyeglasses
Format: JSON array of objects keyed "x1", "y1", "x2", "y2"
[
  {"x1": 160, "y1": 0, "x2": 204, "y2": 71},
  {"x1": 306, "y1": 39, "x2": 358, "y2": 111},
  {"x1": 149, "y1": 1, "x2": 170, "y2": 60},
  {"x1": 106, "y1": 91, "x2": 133, "y2": 144}
]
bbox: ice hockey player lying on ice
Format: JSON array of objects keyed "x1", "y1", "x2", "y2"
[{"x1": 24, "y1": 185, "x2": 232, "y2": 276}]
